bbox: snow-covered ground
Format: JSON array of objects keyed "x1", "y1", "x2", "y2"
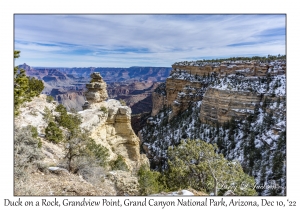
[{"x1": 141, "y1": 72, "x2": 286, "y2": 196}]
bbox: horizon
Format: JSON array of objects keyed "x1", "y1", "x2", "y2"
[
  {"x1": 17, "y1": 54, "x2": 286, "y2": 69},
  {"x1": 17, "y1": 63, "x2": 173, "y2": 68},
  {"x1": 14, "y1": 14, "x2": 286, "y2": 68}
]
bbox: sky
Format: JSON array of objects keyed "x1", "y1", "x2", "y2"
[{"x1": 14, "y1": 14, "x2": 286, "y2": 68}]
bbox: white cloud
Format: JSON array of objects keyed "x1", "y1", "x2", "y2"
[{"x1": 14, "y1": 14, "x2": 286, "y2": 67}]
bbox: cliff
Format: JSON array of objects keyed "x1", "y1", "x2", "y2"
[
  {"x1": 151, "y1": 60, "x2": 286, "y2": 122},
  {"x1": 152, "y1": 69, "x2": 216, "y2": 119},
  {"x1": 141, "y1": 58, "x2": 286, "y2": 196},
  {"x1": 79, "y1": 99, "x2": 148, "y2": 171},
  {"x1": 14, "y1": 72, "x2": 148, "y2": 195},
  {"x1": 200, "y1": 88, "x2": 260, "y2": 124},
  {"x1": 52, "y1": 91, "x2": 86, "y2": 111},
  {"x1": 81, "y1": 72, "x2": 148, "y2": 171},
  {"x1": 172, "y1": 59, "x2": 285, "y2": 77}
]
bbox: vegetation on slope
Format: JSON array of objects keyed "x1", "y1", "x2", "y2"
[
  {"x1": 174, "y1": 54, "x2": 286, "y2": 66},
  {"x1": 141, "y1": 70, "x2": 286, "y2": 195},
  {"x1": 14, "y1": 51, "x2": 44, "y2": 116}
]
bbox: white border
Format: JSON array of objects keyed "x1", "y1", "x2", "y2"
[{"x1": 1, "y1": 0, "x2": 299, "y2": 209}]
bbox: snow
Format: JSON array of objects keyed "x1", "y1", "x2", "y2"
[
  {"x1": 141, "y1": 62, "x2": 286, "y2": 195},
  {"x1": 213, "y1": 74, "x2": 286, "y2": 96},
  {"x1": 181, "y1": 190, "x2": 194, "y2": 195},
  {"x1": 232, "y1": 109, "x2": 254, "y2": 114}
]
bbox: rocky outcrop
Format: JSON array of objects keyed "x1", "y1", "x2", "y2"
[
  {"x1": 80, "y1": 72, "x2": 148, "y2": 172},
  {"x1": 172, "y1": 60, "x2": 285, "y2": 77},
  {"x1": 107, "y1": 170, "x2": 139, "y2": 195},
  {"x1": 151, "y1": 92, "x2": 166, "y2": 116},
  {"x1": 166, "y1": 78, "x2": 202, "y2": 106},
  {"x1": 85, "y1": 72, "x2": 108, "y2": 103},
  {"x1": 151, "y1": 60, "x2": 286, "y2": 120},
  {"x1": 14, "y1": 93, "x2": 147, "y2": 196},
  {"x1": 172, "y1": 64, "x2": 218, "y2": 76},
  {"x1": 79, "y1": 99, "x2": 148, "y2": 171},
  {"x1": 200, "y1": 87, "x2": 261, "y2": 124},
  {"x1": 14, "y1": 94, "x2": 57, "y2": 134}
]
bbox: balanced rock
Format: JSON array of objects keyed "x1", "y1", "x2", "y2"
[{"x1": 84, "y1": 72, "x2": 108, "y2": 104}]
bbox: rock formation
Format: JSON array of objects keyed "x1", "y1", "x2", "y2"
[
  {"x1": 80, "y1": 72, "x2": 148, "y2": 172},
  {"x1": 200, "y1": 88, "x2": 260, "y2": 124},
  {"x1": 14, "y1": 73, "x2": 148, "y2": 195},
  {"x1": 84, "y1": 72, "x2": 108, "y2": 103},
  {"x1": 172, "y1": 60, "x2": 285, "y2": 77},
  {"x1": 151, "y1": 91, "x2": 166, "y2": 116},
  {"x1": 151, "y1": 60, "x2": 286, "y2": 121}
]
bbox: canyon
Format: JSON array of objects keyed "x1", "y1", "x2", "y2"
[
  {"x1": 14, "y1": 72, "x2": 149, "y2": 195},
  {"x1": 151, "y1": 59, "x2": 286, "y2": 123},
  {"x1": 139, "y1": 58, "x2": 286, "y2": 195},
  {"x1": 16, "y1": 56, "x2": 286, "y2": 196},
  {"x1": 19, "y1": 64, "x2": 172, "y2": 114}
]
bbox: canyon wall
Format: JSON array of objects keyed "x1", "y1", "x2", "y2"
[
  {"x1": 152, "y1": 60, "x2": 286, "y2": 122},
  {"x1": 199, "y1": 88, "x2": 260, "y2": 124},
  {"x1": 172, "y1": 61, "x2": 284, "y2": 77}
]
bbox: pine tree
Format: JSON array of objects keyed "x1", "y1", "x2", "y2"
[
  {"x1": 55, "y1": 104, "x2": 82, "y2": 134},
  {"x1": 64, "y1": 130, "x2": 109, "y2": 173},
  {"x1": 138, "y1": 164, "x2": 162, "y2": 195},
  {"x1": 26, "y1": 76, "x2": 44, "y2": 100},
  {"x1": 14, "y1": 51, "x2": 44, "y2": 115},
  {"x1": 14, "y1": 51, "x2": 29, "y2": 116},
  {"x1": 45, "y1": 121, "x2": 64, "y2": 144},
  {"x1": 165, "y1": 139, "x2": 256, "y2": 195}
]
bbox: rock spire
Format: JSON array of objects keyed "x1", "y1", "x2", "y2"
[{"x1": 83, "y1": 72, "x2": 108, "y2": 110}]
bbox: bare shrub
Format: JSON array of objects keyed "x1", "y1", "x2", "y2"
[
  {"x1": 78, "y1": 166, "x2": 107, "y2": 185},
  {"x1": 14, "y1": 126, "x2": 45, "y2": 176},
  {"x1": 14, "y1": 126, "x2": 46, "y2": 195}
]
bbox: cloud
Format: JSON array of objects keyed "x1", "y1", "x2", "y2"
[{"x1": 14, "y1": 14, "x2": 286, "y2": 67}]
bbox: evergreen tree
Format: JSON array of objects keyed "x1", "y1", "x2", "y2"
[
  {"x1": 138, "y1": 164, "x2": 163, "y2": 195},
  {"x1": 45, "y1": 121, "x2": 64, "y2": 144},
  {"x1": 55, "y1": 104, "x2": 82, "y2": 134},
  {"x1": 165, "y1": 139, "x2": 256, "y2": 195},
  {"x1": 86, "y1": 138, "x2": 109, "y2": 167},
  {"x1": 26, "y1": 76, "x2": 44, "y2": 100},
  {"x1": 63, "y1": 129, "x2": 109, "y2": 173},
  {"x1": 43, "y1": 107, "x2": 54, "y2": 123},
  {"x1": 14, "y1": 51, "x2": 29, "y2": 116},
  {"x1": 14, "y1": 51, "x2": 44, "y2": 115}
]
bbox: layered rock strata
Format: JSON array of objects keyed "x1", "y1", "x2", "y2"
[
  {"x1": 152, "y1": 60, "x2": 286, "y2": 121},
  {"x1": 85, "y1": 72, "x2": 108, "y2": 103},
  {"x1": 151, "y1": 91, "x2": 167, "y2": 116},
  {"x1": 166, "y1": 78, "x2": 204, "y2": 119},
  {"x1": 166, "y1": 78, "x2": 202, "y2": 107},
  {"x1": 172, "y1": 60, "x2": 285, "y2": 77},
  {"x1": 151, "y1": 78, "x2": 204, "y2": 118},
  {"x1": 200, "y1": 87, "x2": 261, "y2": 124}
]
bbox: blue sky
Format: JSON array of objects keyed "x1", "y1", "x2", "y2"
[{"x1": 14, "y1": 14, "x2": 286, "y2": 67}]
